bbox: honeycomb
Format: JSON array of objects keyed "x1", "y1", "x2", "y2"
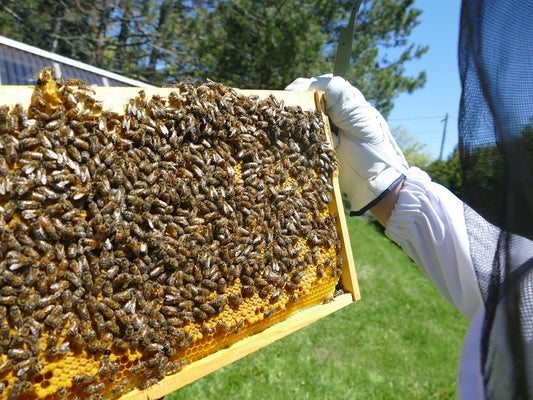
[{"x1": 0, "y1": 68, "x2": 344, "y2": 400}]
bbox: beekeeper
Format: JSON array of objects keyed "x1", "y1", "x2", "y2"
[{"x1": 287, "y1": 0, "x2": 533, "y2": 398}]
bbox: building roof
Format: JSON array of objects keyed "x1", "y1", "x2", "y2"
[{"x1": 0, "y1": 35, "x2": 154, "y2": 87}]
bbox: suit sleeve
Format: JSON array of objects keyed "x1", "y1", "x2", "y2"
[{"x1": 384, "y1": 167, "x2": 483, "y2": 321}]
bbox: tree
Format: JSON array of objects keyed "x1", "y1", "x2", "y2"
[
  {"x1": 0, "y1": 0, "x2": 197, "y2": 84},
  {"x1": 391, "y1": 125, "x2": 432, "y2": 168},
  {"x1": 187, "y1": 0, "x2": 336, "y2": 89},
  {"x1": 0, "y1": 0, "x2": 427, "y2": 106},
  {"x1": 187, "y1": 0, "x2": 427, "y2": 115},
  {"x1": 459, "y1": 123, "x2": 533, "y2": 236},
  {"x1": 347, "y1": 0, "x2": 427, "y2": 117},
  {"x1": 425, "y1": 147, "x2": 462, "y2": 198},
  {"x1": 107, "y1": 0, "x2": 207, "y2": 85},
  {"x1": 0, "y1": 0, "x2": 94, "y2": 62}
]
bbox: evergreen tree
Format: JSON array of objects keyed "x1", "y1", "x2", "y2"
[
  {"x1": 0, "y1": 0, "x2": 100, "y2": 64},
  {"x1": 186, "y1": 0, "x2": 336, "y2": 89},
  {"x1": 186, "y1": 0, "x2": 426, "y2": 115},
  {"x1": 425, "y1": 147, "x2": 462, "y2": 198},
  {"x1": 351, "y1": 0, "x2": 427, "y2": 116},
  {"x1": 0, "y1": 0, "x2": 427, "y2": 110}
]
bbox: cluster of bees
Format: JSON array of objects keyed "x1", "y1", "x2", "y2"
[{"x1": 0, "y1": 68, "x2": 342, "y2": 400}]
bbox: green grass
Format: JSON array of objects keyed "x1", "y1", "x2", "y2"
[{"x1": 167, "y1": 213, "x2": 468, "y2": 400}]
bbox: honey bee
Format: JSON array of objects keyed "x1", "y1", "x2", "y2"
[
  {"x1": 93, "y1": 313, "x2": 106, "y2": 335},
  {"x1": 214, "y1": 321, "x2": 230, "y2": 333},
  {"x1": 9, "y1": 305, "x2": 23, "y2": 328},
  {"x1": 241, "y1": 285, "x2": 256, "y2": 297},
  {"x1": 7, "y1": 348, "x2": 32, "y2": 360},
  {"x1": 108, "y1": 361, "x2": 119, "y2": 382},
  {"x1": 192, "y1": 307, "x2": 207, "y2": 322},
  {"x1": 46, "y1": 341, "x2": 70, "y2": 357},
  {"x1": 0, "y1": 358, "x2": 13, "y2": 374},
  {"x1": 73, "y1": 374, "x2": 96, "y2": 385},
  {"x1": 75, "y1": 302, "x2": 90, "y2": 321},
  {"x1": 7, "y1": 379, "x2": 22, "y2": 400},
  {"x1": 199, "y1": 303, "x2": 216, "y2": 315},
  {"x1": 198, "y1": 325, "x2": 213, "y2": 336},
  {"x1": 84, "y1": 382, "x2": 105, "y2": 395},
  {"x1": 317, "y1": 264, "x2": 324, "y2": 278},
  {"x1": 111, "y1": 377, "x2": 130, "y2": 395},
  {"x1": 18, "y1": 362, "x2": 43, "y2": 380},
  {"x1": 270, "y1": 288, "x2": 282, "y2": 302},
  {"x1": 177, "y1": 332, "x2": 194, "y2": 349},
  {"x1": 259, "y1": 284, "x2": 273, "y2": 298},
  {"x1": 0, "y1": 155, "x2": 9, "y2": 176},
  {"x1": 3, "y1": 135, "x2": 19, "y2": 163},
  {"x1": 44, "y1": 305, "x2": 64, "y2": 330}
]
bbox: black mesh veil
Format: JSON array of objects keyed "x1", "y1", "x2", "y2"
[{"x1": 458, "y1": 0, "x2": 533, "y2": 398}]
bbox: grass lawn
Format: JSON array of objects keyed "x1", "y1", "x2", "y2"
[{"x1": 167, "y1": 213, "x2": 469, "y2": 400}]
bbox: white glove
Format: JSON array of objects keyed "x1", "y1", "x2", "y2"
[{"x1": 286, "y1": 75, "x2": 409, "y2": 215}]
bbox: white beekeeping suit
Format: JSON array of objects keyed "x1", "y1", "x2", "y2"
[{"x1": 286, "y1": 1, "x2": 533, "y2": 398}]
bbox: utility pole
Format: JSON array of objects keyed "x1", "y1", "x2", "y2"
[{"x1": 439, "y1": 113, "x2": 449, "y2": 160}]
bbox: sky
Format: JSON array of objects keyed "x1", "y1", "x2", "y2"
[{"x1": 386, "y1": 0, "x2": 463, "y2": 161}]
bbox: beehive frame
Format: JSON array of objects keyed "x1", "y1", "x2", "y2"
[{"x1": 0, "y1": 81, "x2": 359, "y2": 400}]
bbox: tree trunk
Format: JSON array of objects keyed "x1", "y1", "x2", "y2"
[
  {"x1": 114, "y1": 0, "x2": 133, "y2": 71},
  {"x1": 148, "y1": 0, "x2": 173, "y2": 73},
  {"x1": 95, "y1": 0, "x2": 112, "y2": 68}
]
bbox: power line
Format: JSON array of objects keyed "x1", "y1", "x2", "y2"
[
  {"x1": 388, "y1": 115, "x2": 456, "y2": 122},
  {"x1": 439, "y1": 113, "x2": 449, "y2": 161}
]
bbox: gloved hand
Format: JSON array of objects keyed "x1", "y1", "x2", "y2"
[{"x1": 285, "y1": 75, "x2": 409, "y2": 216}]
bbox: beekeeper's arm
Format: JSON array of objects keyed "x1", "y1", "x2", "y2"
[{"x1": 286, "y1": 76, "x2": 483, "y2": 320}]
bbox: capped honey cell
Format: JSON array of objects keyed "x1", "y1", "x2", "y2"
[{"x1": 0, "y1": 67, "x2": 355, "y2": 400}]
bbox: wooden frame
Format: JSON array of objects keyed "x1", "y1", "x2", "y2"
[{"x1": 0, "y1": 85, "x2": 360, "y2": 400}]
